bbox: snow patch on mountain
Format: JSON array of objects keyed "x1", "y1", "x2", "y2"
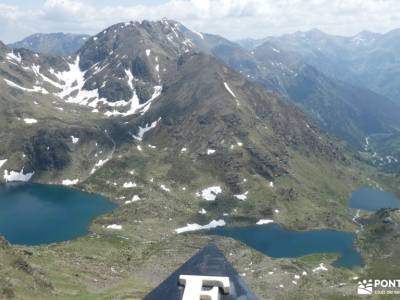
[
  {"x1": 123, "y1": 181, "x2": 137, "y2": 188},
  {"x1": 132, "y1": 118, "x2": 161, "y2": 141},
  {"x1": 269, "y1": 181, "x2": 274, "y2": 188},
  {"x1": 23, "y1": 118, "x2": 38, "y2": 124},
  {"x1": 106, "y1": 224, "x2": 122, "y2": 230},
  {"x1": 271, "y1": 47, "x2": 281, "y2": 53},
  {"x1": 198, "y1": 208, "x2": 207, "y2": 215},
  {"x1": 4, "y1": 169, "x2": 34, "y2": 182},
  {"x1": 4, "y1": 78, "x2": 49, "y2": 94},
  {"x1": 125, "y1": 195, "x2": 140, "y2": 204},
  {"x1": 224, "y1": 82, "x2": 236, "y2": 98},
  {"x1": 70, "y1": 136, "x2": 79, "y2": 144},
  {"x1": 62, "y1": 179, "x2": 79, "y2": 185},
  {"x1": 31, "y1": 65, "x2": 63, "y2": 89},
  {"x1": 105, "y1": 85, "x2": 162, "y2": 117},
  {"x1": 0, "y1": 159, "x2": 7, "y2": 168},
  {"x1": 196, "y1": 186, "x2": 222, "y2": 201},
  {"x1": 160, "y1": 184, "x2": 170, "y2": 192},
  {"x1": 234, "y1": 191, "x2": 248, "y2": 200},
  {"x1": 192, "y1": 30, "x2": 204, "y2": 40},
  {"x1": 50, "y1": 57, "x2": 150, "y2": 117},
  {"x1": 256, "y1": 219, "x2": 274, "y2": 225},
  {"x1": 53, "y1": 56, "x2": 104, "y2": 107},
  {"x1": 223, "y1": 82, "x2": 240, "y2": 105},
  {"x1": 90, "y1": 158, "x2": 110, "y2": 174},
  {"x1": 6, "y1": 51, "x2": 22, "y2": 63},
  {"x1": 312, "y1": 263, "x2": 328, "y2": 273},
  {"x1": 124, "y1": 69, "x2": 134, "y2": 88},
  {"x1": 175, "y1": 219, "x2": 226, "y2": 234},
  {"x1": 207, "y1": 149, "x2": 216, "y2": 155}
]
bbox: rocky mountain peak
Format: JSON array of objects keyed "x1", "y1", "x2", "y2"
[
  {"x1": 351, "y1": 30, "x2": 380, "y2": 46},
  {"x1": 78, "y1": 19, "x2": 195, "y2": 70},
  {"x1": 0, "y1": 40, "x2": 7, "y2": 51},
  {"x1": 66, "y1": 19, "x2": 199, "y2": 115},
  {"x1": 0, "y1": 19, "x2": 201, "y2": 119}
]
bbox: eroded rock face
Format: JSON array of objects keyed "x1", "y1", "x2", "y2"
[
  {"x1": 135, "y1": 85, "x2": 153, "y2": 104},
  {"x1": 277, "y1": 188, "x2": 298, "y2": 202},
  {"x1": 25, "y1": 129, "x2": 71, "y2": 171},
  {"x1": 13, "y1": 257, "x2": 34, "y2": 275},
  {"x1": 98, "y1": 80, "x2": 132, "y2": 102},
  {"x1": 363, "y1": 208, "x2": 400, "y2": 237},
  {"x1": 132, "y1": 56, "x2": 152, "y2": 81},
  {"x1": 21, "y1": 126, "x2": 115, "y2": 176},
  {"x1": 247, "y1": 147, "x2": 285, "y2": 181}
]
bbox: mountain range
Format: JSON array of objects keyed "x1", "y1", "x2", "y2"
[
  {"x1": 8, "y1": 33, "x2": 90, "y2": 56},
  {"x1": 184, "y1": 29, "x2": 400, "y2": 148},
  {"x1": 10, "y1": 27, "x2": 400, "y2": 150},
  {"x1": 258, "y1": 29, "x2": 400, "y2": 105},
  {"x1": 1, "y1": 20, "x2": 347, "y2": 183}
]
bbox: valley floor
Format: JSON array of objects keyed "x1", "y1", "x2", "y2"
[{"x1": 1, "y1": 168, "x2": 399, "y2": 300}]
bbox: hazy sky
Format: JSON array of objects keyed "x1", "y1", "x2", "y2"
[{"x1": 1, "y1": 0, "x2": 400, "y2": 43}]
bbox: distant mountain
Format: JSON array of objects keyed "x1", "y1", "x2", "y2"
[
  {"x1": 265, "y1": 29, "x2": 400, "y2": 104},
  {"x1": 251, "y1": 41, "x2": 400, "y2": 146},
  {"x1": 181, "y1": 29, "x2": 400, "y2": 147},
  {"x1": 235, "y1": 37, "x2": 267, "y2": 51},
  {"x1": 8, "y1": 33, "x2": 90, "y2": 55}
]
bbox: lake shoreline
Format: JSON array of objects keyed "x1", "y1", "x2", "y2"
[{"x1": 0, "y1": 182, "x2": 116, "y2": 246}]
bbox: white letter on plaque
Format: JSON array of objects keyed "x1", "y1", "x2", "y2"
[{"x1": 179, "y1": 275, "x2": 230, "y2": 300}]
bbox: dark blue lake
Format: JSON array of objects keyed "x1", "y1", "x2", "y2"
[
  {"x1": 209, "y1": 224, "x2": 364, "y2": 268},
  {"x1": 0, "y1": 183, "x2": 116, "y2": 246},
  {"x1": 349, "y1": 187, "x2": 400, "y2": 211}
]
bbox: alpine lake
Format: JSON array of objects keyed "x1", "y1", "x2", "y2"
[
  {"x1": 0, "y1": 182, "x2": 399, "y2": 269},
  {"x1": 0, "y1": 182, "x2": 116, "y2": 245},
  {"x1": 208, "y1": 186, "x2": 400, "y2": 269}
]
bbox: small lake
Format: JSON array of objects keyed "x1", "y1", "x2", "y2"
[
  {"x1": 0, "y1": 183, "x2": 116, "y2": 246},
  {"x1": 209, "y1": 224, "x2": 364, "y2": 268},
  {"x1": 349, "y1": 187, "x2": 400, "y2": 211},
  {"x1": 206, "y1": 187, "x2": 400, "y2": 268}
]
